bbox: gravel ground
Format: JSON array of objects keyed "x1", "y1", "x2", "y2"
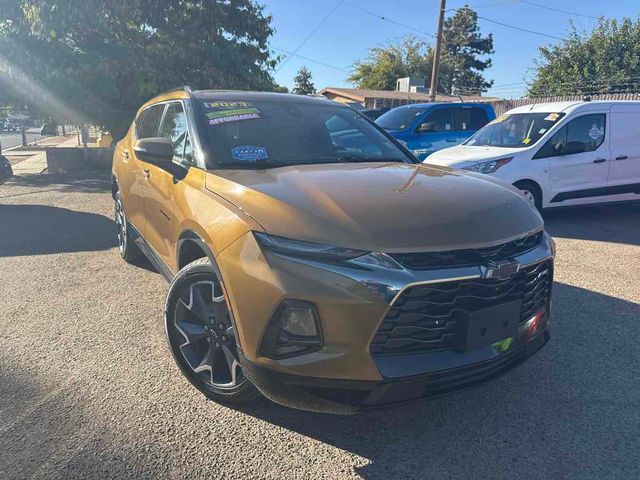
[{"x1": 0, "y1": 173, "x2": 639, "y2": 479}]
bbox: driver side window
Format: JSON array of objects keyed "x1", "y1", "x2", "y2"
[
  {"x1": 159, "y1": 102, "x2": 193, "y2": 164},
  {"x1": 535, "y1": 114, "x2": 606, "y2": 159},
  {"x1": 417, "y1": 108, "x2": 454, "y2": 133}
]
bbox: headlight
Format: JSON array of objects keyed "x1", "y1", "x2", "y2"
[
  {"x1": 254, "y1": 232, "x2": 367, "y2": 260},
  {"x1": 463, "y1": 157, "x2": 513, "y2": 174},
  {"x1": 254, "y1": 232, "x2": 402, "y2": 269}
]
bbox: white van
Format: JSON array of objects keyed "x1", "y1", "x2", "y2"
[{"x1": 425, "y1": 101, "x2": 640, "y2": 209}]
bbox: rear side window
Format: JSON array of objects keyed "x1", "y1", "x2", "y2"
[
  {"x1": 535, "y1": 114, "x2": 606, "y2": 159},
  {"x1": 159, "y1": 102, "x2": 192, "y2": 162},
  {"x1": 136, "y1": 104, "x2": 165, "y2": 139},
  {"x1": 456, "y1": 107, "x2": 490, "y2": 131}
]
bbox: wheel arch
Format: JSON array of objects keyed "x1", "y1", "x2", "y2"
[
  {"x1": 513, "y1": 178, "x2": 543, "y2": 198},
  {"x1": 176, "y1": 230, "x2": 216, "y2": 271}
]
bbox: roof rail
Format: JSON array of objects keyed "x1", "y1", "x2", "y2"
[{"x1": 159, "y1": 85, "x2": 193, "y2": 96}]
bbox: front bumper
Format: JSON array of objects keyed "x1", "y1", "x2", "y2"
[
  {"x1": 217, "y1": 230, "x2": 554, "y2": 412},
  {"x1": 241, "y1": 327, "x2": 549, "y2": 414}
]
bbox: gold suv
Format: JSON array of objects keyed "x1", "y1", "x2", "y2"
[{"x1": 112, "y1": 87, "x2": 555, "y2": 414}]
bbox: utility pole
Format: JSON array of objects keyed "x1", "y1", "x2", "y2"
[{"x1": 429, "y1": 0, "x2": 447, "y2": 102}]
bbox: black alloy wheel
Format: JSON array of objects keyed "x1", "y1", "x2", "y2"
[{"x1": 165, "y1": 258, "x2": 259, "y2": 403}]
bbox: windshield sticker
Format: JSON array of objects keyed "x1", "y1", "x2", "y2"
[
  {"x1": 493, "y1": 114, "x2": 509, "y2": 123},
  {"x1": 523, "y1": 137, "x2": 531, "y2": 145},
  {"x1": 231, "y1": 146, "x2": 269, "y2": 162},
  {"x1": 589, "y1": 124, "x2": 604, "y2": 140},
  {"x1": 538, "y1": 128, "x2": 547, "y2": 135},
  {"x1": 544, "y1": 113, "x2": 561, "y2": 122},
  {"x1": 204, "y1": 101, "x2": 253, "y2": 109},
  {"x1": 204, "y1": 101, "x2": 261, "y2": 125}
]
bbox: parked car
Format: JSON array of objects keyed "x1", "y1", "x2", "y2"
[
  {"x1": 361, "y1": 107, "x2": 390, "y2": 120},
  {"x1": 2, "y1": 120, "x2": 17, "y2": 132},
  {"x1": 426, "y1": 100, "x2": 640, "y2": 210},
  {"x1": 112, "y1": 88, "x2": 554, "y2": 414},
  {"x1": 0, "y1": 155, "x2": 13, "y2": 184},
  {"x1": 376, "y1": 102, "x2": 495, "y2": 160}
]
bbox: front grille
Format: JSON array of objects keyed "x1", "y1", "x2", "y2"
[
  {"x1": 370, "y1": 260, "x2": 553, "y2": 356},
  {"x1": 389, "y1": 232, "x2": 543, "y2": 270}
]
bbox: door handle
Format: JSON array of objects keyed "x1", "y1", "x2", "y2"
[
  {"x1": 615, "y1": 155, "x2": 628, "y2": 160},
  {"x1": 593, "y1": 158, "x2": 606, "y2": 164},
  {"x1": 143, "y1": 169, "x2": 150, "y2": 179}
]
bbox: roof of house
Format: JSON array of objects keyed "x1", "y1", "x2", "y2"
[{"x1": 319, "y1": 87, "x2": 496, "y2": 103}]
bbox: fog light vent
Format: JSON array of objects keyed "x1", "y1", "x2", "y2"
[{"x1": 260, "y1": 300, "x2": 323, "y2": 359}]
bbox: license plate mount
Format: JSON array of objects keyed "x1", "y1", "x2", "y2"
[{"x1": 457, "y1": 300, "x2": 522, "y2": 351}]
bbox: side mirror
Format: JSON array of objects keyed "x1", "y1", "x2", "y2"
[
  {"x1": 134, "y1": 137, "x2": 174, "y2": 164},
  {"x1": 417, "y1": 122, "x2": 439, "y2": 133}
]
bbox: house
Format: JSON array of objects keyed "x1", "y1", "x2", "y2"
[
  {"x1": 319, "y1": 87, "x2": 492, "y2": 109},
  {"x1": 319, "y1": 77, "x2": 495, "y2": 109}
]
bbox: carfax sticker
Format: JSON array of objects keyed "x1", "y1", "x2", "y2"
[{"x1": 231, "y1": 146, "x2": 269, "y2": 162}]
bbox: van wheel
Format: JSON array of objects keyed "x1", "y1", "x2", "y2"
[
  {"x1": 114, "y1": 191, "x2": 142, "y2": 262},
  {"x1": 165, "y1": 258, "x2": 260, "y2": 404},
  {"x1": 514, "y1": 181, "x2": 542, "y2": 211}
]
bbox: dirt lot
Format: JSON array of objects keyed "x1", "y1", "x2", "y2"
[{"x1": 1, "y1": 173, "x2": 639, "y2": 479}]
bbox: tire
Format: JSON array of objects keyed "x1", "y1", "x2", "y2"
[
  {"x1": 515, "y1": 181, "x2": 542, "y2": 211},
  {"x1": 114, "y1": 191, "x2": 142, "y2": 262},
  {"x1": 165, "y1": 257, "x2": 260, "y2": 404}
]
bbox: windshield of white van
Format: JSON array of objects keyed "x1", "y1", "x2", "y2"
[{"x1": 464, "y1": 112, "x2": 566, "y2": 148}]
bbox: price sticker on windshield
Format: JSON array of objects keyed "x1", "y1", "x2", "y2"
[{"x1": 544, "y1": 113, "x2": 561, "y2": 122}]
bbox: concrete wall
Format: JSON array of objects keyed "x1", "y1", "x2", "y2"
[{"x1": 47, "y1": 147, "x2": 113, "y2": 174}]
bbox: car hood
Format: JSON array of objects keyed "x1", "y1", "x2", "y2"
[
  {"x1": 205, "y1": 162, "x2": 542, "y2": 253},
  {"x1": 425, "y1": 145, "x2": 525, "y2": 168}
]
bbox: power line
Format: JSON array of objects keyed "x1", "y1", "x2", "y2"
[
  {"x1": 272, "y1": 47, "x2": 350, "y2": 74},
  {"x1": 340, "y1": 0, "x2": 436, "y2": 38},
  {"x1": 275, "y1": 1, "x2": 343, "y2": 73},
  {"x1": 518, "y1": 1, "x2": 601, "y2": 20},
  {"x1": 473, "y1": 13, "x2": 564, "y2": 40}
]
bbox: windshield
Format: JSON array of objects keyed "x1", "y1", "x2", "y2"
[
  {"x1": 376, "y1": 107, "x2": 427, "y2": 130},
  {"x1": 195, "y1": 99, "x2": 414, "y2": 169},
  {"x1": 464, "y1": 112, "x2": 566, "y2": 148}
]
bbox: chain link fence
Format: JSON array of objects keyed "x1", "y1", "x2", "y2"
[{"x1": 1, "y1": 108, "x2": 84, "y2": 176}]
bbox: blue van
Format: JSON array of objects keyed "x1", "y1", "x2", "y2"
[{"x1": 375, "y1": 103, "x2": 495, "y2": 160}]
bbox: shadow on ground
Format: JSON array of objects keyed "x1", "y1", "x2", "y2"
[
  {"x1": 0, "y1": 204, "x2": 117, "y2": 257},
  {"x1": 0, "y1": 171, "x2": 111, "y2": 197},
  {"x1": 0, "y1": 368, "x2": 158, "y2": 479},
  {"x1": 543, "y1": 202, "x2": 640, "y2": 246},
  {"x1": 233, "y1": 282, "x2": 640, "y2": 478}
]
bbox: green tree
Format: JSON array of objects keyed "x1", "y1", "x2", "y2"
[
  {"x1": 292, "y1": 66, "x2": 316, "y2": 95},
  {"x1": 528, "y1": 18, "x2": 640, "y2": 97},
  {"x1": 349, "y1": 6, "x2": 493, "y2": 95},
  {"x1": 0, "y1": 0, "x2": 278, "y2": 139}
]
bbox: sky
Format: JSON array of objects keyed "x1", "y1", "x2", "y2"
[{"x1": 264, "y1": 0, "x2": 640, "y2": 98}]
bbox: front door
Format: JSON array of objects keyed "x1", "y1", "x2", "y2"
[
  {"x1": 126, "y1": 103, "x2": 166, "y2": 232},
  {"x1": 410, "y1": 106, "x2": 460, "y2": 160},
  {"x1": 542, "y1": 113, "x2": 610, "y2": 206},
  {"x1": 143, "y1": 101, "x2": 193, "y2": 269}
]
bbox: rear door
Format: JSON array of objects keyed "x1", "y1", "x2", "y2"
[
  {"x1": 126, "y1": 103, "x2": 165, "y2": 232},
  {"x1": 607, "y1": 105, "x2": 640, "y2": 201},
  {"x1": 454, "y1": 106, "x2": 491, "y2": 142},
  {"x1": 143, "y1": 101, "x2": 193, "y2": 268},
  {"x1": 541, "y1": 112, "x2": 610, "y2": 206}
]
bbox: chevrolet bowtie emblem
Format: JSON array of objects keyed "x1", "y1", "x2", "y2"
[{"x1": 481, "y1": 260, "x2": 520, "y2": 280}]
